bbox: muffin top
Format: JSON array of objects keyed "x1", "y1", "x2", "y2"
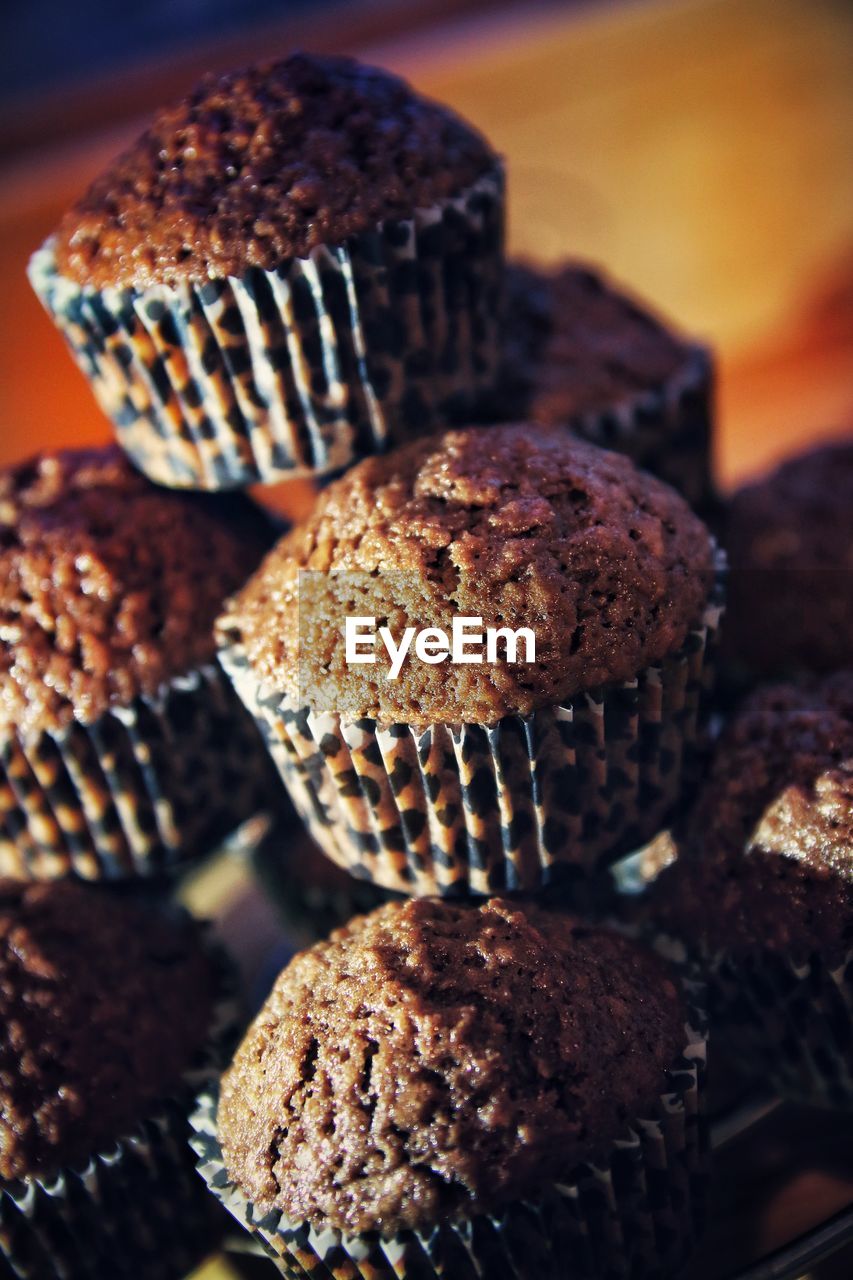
[
  {"x1": 500, "y1": 262, "x2": 695, "y2": 422},
  {"x1": 725, "y1": 441, "x2": 853, "y2": 676},
  {"x1": 52, "y1": 52, "x2": 498, "y2": 290},
  {"x1": 218, "y1": 896, "x2": 686, "y2": 1233},
  {"x1": 0, "y1": 446, "x2": 269, "y2": 737},
  {"x1": 652, "y1": 673, "x2": 853, "y2": 960},
  {"x1": 0, "y1": 879, "x2": 215, "y2": 1181},
  {"x1": 221, "y1": 424, "x2": 715, "y2": 724}
]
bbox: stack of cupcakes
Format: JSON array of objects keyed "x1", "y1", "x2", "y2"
[
  {"x1": 0, "y1": 880, "x2": 242, "y2": 1280},
  {"x1": 4, "y1": 44, "x2": 752, "y2": 1280},
  {"x1": 644, "y1": 439, "x2": 853, "y2": 1111},
  {"x1": 0, "y1": 446, "x2": 272, "y2": 1277},
  {"x1": 0, "y1": 447, "x2": 278, "y2": 883}
]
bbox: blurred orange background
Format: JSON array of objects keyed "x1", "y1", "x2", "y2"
[{"x1": 1, "y1": 0, "x2": 851, "y2": 519}]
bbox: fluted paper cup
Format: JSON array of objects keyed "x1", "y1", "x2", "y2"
[
  {"x1": 217, "y1": 555, "x2": 725, "y2": 897},
  {"x1": 709, "y1": 947, "x2": 853, "y2": 1109},
  {"x1": 29, "y1": 169, "x2": 505, "y2": 491},
  {"x1": 0, "y1": 664, "x2": 281, "y2": 883},
  {"x1": 191, "y1": 972, "x2": 708, "y2": 1280},
  {"x1": 0, "y1": 932, "x2": 242, "y2": 1280}
]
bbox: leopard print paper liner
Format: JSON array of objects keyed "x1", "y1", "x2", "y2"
[
  {"x1": 709, "y1": 948, "x2": 853, "y2": 1110},
  {"x1": 566, "y1": 345, "x2": 714, "y2": 512},
  {"x1": 0, "y1": 664, "x2": 280, "y2": 883},
  {"x1": 191, "y1": 974, "x2": 708, "y2": 1280},
  {"x1": 217, "y1": 557, "x2": 725, "y2": 897},
  {"x1": 0, "y1": 932, "x2": 243, "y2": 1280},
  {"x1": 28, "y1": 169, "x2": 505, "y2": 491}
]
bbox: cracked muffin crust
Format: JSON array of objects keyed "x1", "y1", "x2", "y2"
[
  {"x1": 217, "y1": 896, "x2": 686, "y2": 1234},
  {"x1": 52, "y1": 52, "x2": 498, "y2": 289},
  {"x1": 221, "y1": 423, "x2": 716, "y2": 724},
  {"x1": 0, "y1": 879, "x2": 215, "y2": 1181},
  {"x1": 0, "y1": 445, "x2": 269, "y2": 737},
  {"x1": 651, "y1": 673, "x2": 853, "y2": 963}
]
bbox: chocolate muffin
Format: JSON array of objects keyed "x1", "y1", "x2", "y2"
[
  {"x1": 651, "y1": 673, "x2": 853, "y2": 1106},
  {"x1": 193, "y1": 897, "x2": 707, "y2": 1279},
  {"x1": 0, "y1": 879, "x2": 238, "y2": 1279},
  {"x1": 0, "y1": 445, "x2": 278, "y2": 882},
  {"x1": 30, "y1": 52, "x2": 505, "y2": 489},
  {"x1": 723, "y1": 441, "x2": 853, "y2": 679},
  {"x1": 218, "y1": 423, "x2": 724, "y2": 895},
  {"x1": 491, "y1": 261, "x2": 714, "y2": 507}
]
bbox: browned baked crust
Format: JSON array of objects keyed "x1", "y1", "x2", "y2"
[
  {"x1": 0, "y1": 446, "x2": 269, "y2": 736},
  {"x1": 501, "y1": 261, "x2": 692, "y2": 421},
  {"x1": 724, "y1": 441, "x2": 853, "y2": 677},
  {"x1": 652, "y1": 673, "x2": 853, "y2": 962},
  {"x1": 221, "y1": 424, "x2": 715, "y2": 724},
  {"x1": 0, "y1": 879, "x2": 214, "y2": 1180},
  {"x1": 218, "y1": 896, "x2": 686, "y2": 1233},
  {"x1": 52, "y1": 53, "x2": 497, "y2": 289}
]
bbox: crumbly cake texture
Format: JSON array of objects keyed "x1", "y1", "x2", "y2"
[
  {"x1": 222, "y1": 424, "x2": 715, "y2": 724},
  {"x1": 501, "y1": 261, "x2": 692, "y2": 420},
  {"x1": 652, "y1": 673, "x2": 853, "y2": 961},
  {"x1": 218, "y1": 896, "x2": 686, "y2": 1234},
  {"x1": 0, "y1": 446, "x2": 269, "y2": 737},
  {"x1": 0, "y1": 879, "x2": 215, "y2": 1181},
  {"x1": 52, "y1": 52, "x2": 497, "y2": 289},
  {"x1": 724, "y1": 441, "x2": 853, "y2": 676}
]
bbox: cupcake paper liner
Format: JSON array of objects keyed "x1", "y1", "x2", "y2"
[
  {"x1": 709, "y1": 947, "x2": 853, "y2": 1110},
  {"x1": 566, "y1": 345, "x2": 715, "y2": 512},
  {"x1": 29, "y1": 170, "x2": 505, "y2": 491},
  {"x1": 0, "y1": 932, "x2": 243, "y2": 1280},
  {"x1": 191, "y1": 975, "x2": 708, "y2": 1280},
  {"x1": 218, "y1": 556, "x2": 725, "y2": 897},
  {"x1": 0, "y1": 663, "x2": 280, "y2": 883}
]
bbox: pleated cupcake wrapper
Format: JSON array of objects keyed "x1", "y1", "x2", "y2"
[
  {"x1": 567, "y1": 345, "x2": 714, "y2": 511},
  {"x1": 0, "y1": 935, "x2": 243, "y2": 1280},
  {"x1": 28, "y1": 170, "x2": 505, "y2": 491},
  {"x1": 191, "y1": 973, "x2": 707, "y2": 1280},
  {"x1": 218, "y1": 554, "x2": 724, "y2": 897},
  {"x1": 708, "y1": 946, "x2": 853, "y2": 1110},
  {"x1": 0, "y1": 663, "x2": 278, "y2": 883}
]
